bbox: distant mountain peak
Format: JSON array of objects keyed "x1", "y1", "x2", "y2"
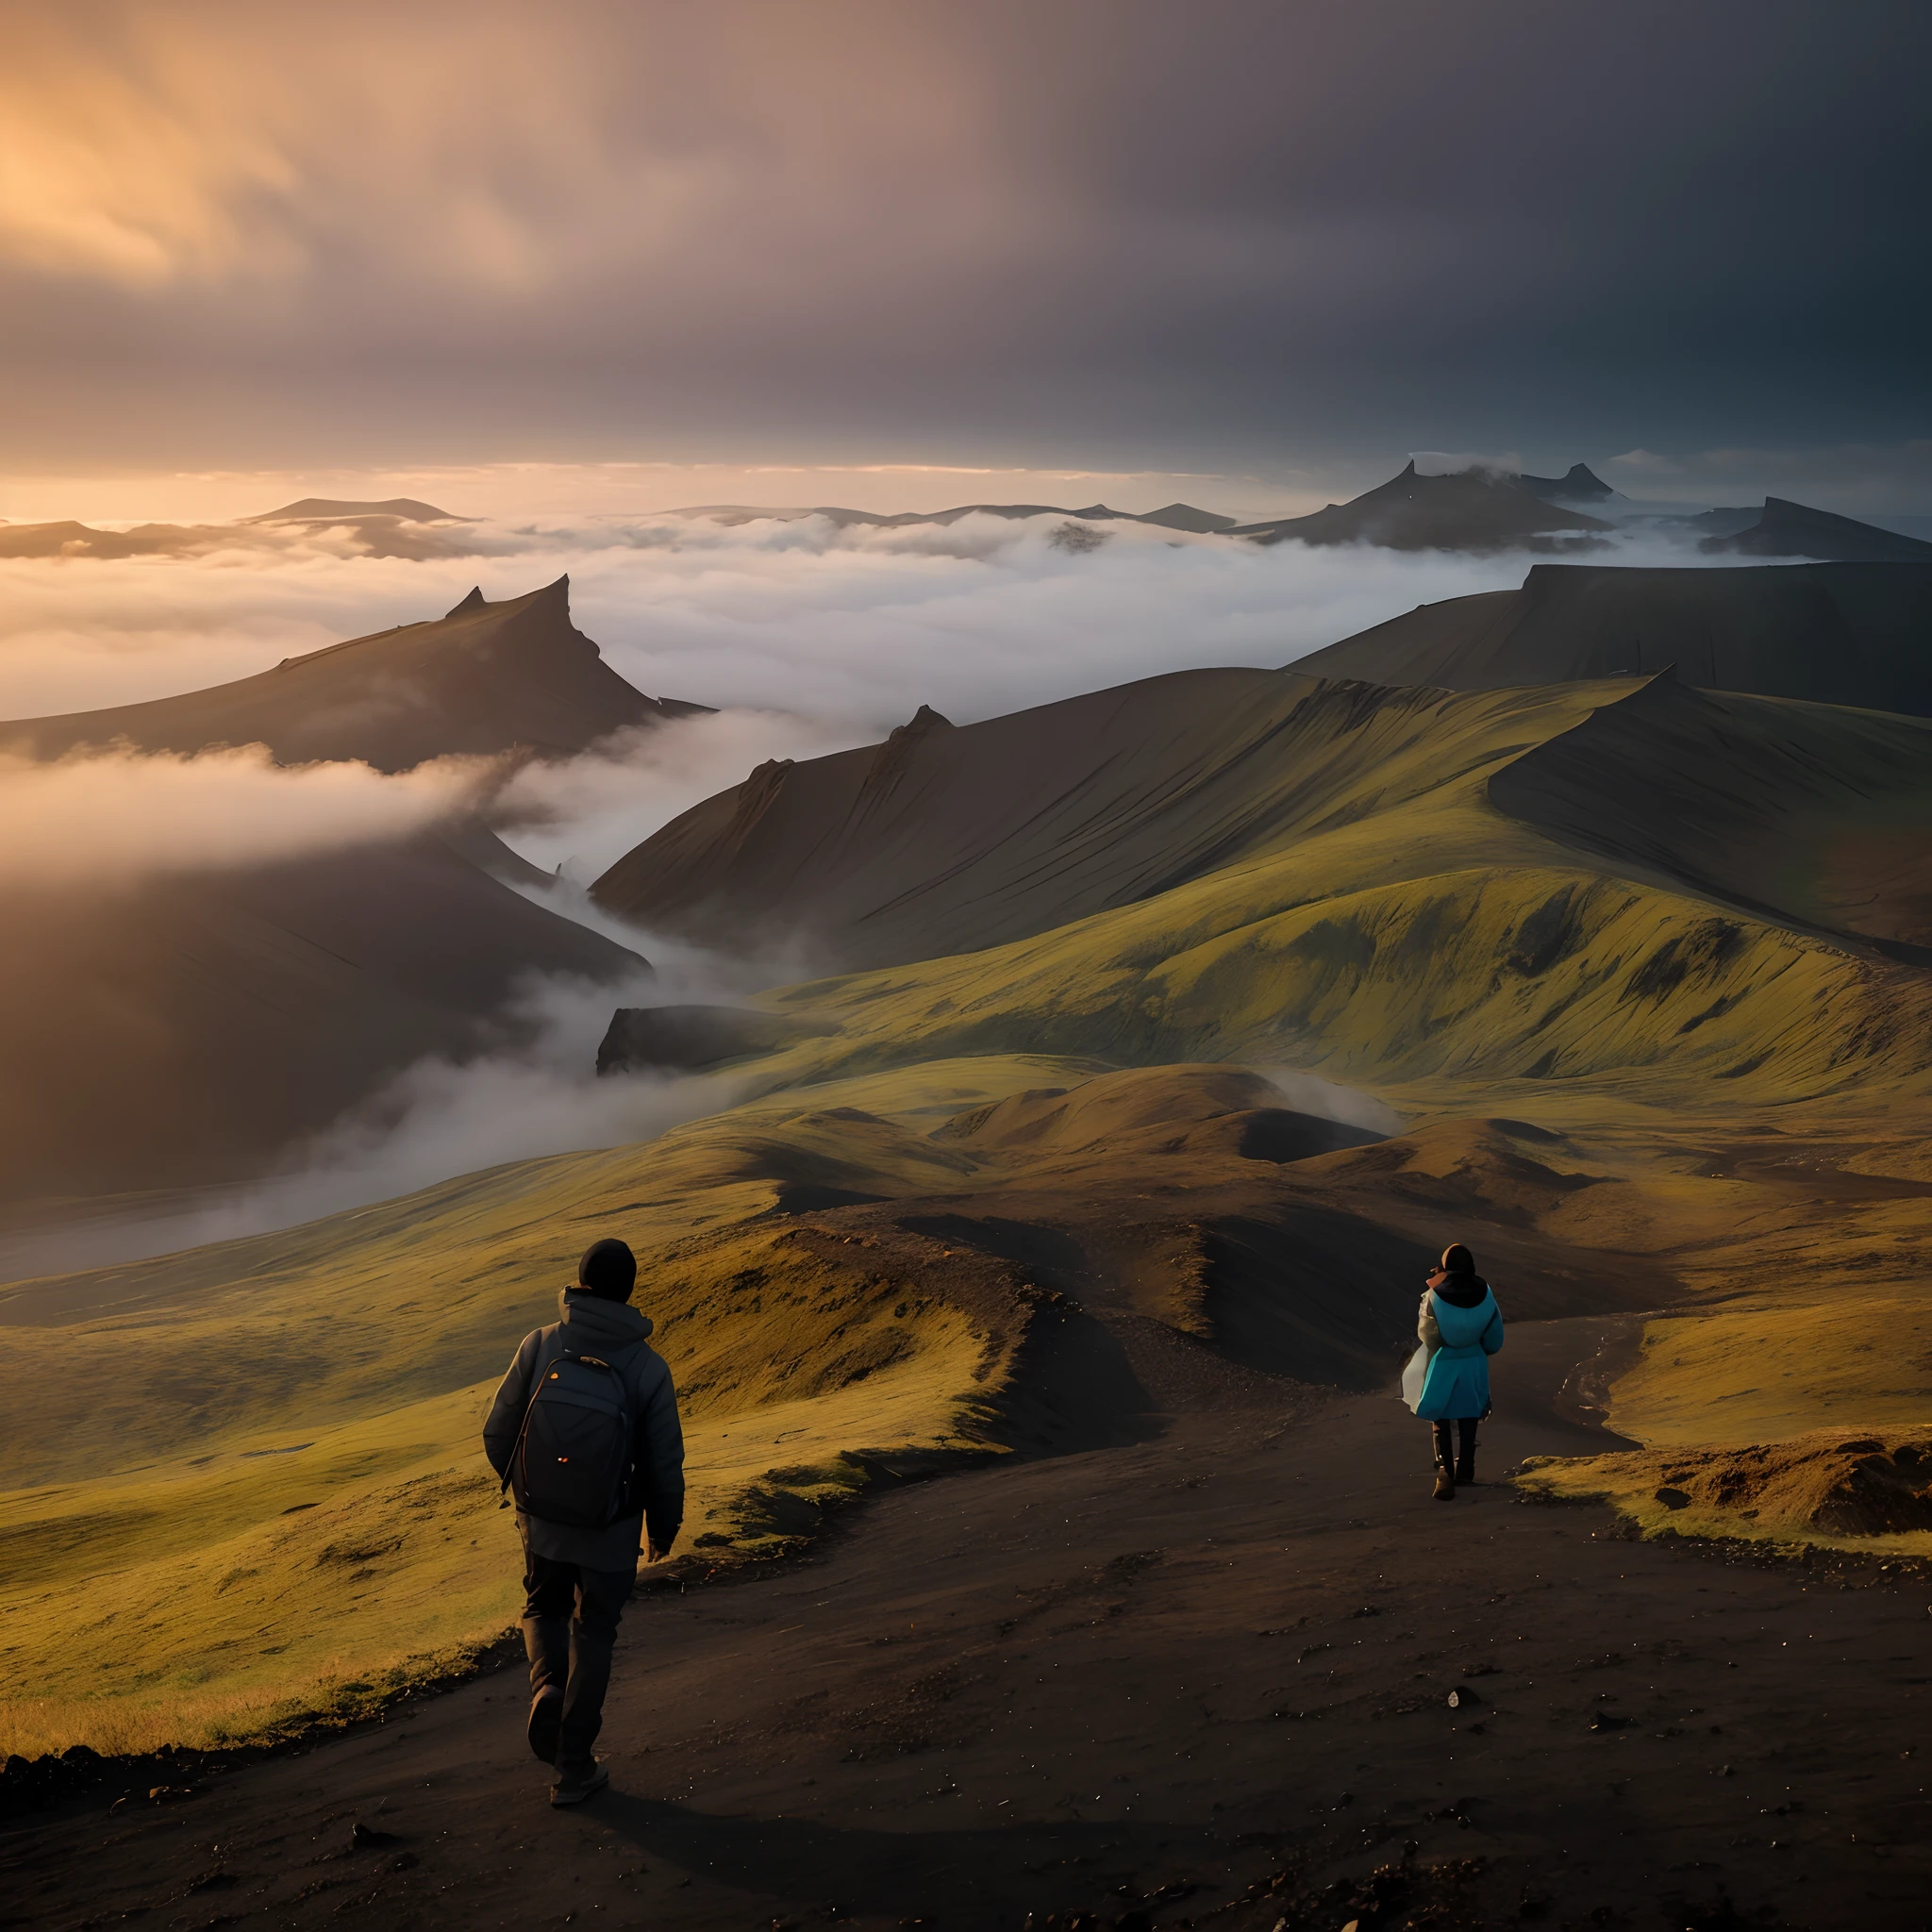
[
  {"x1": 1702, "y1": 496, "x2": 1932, "y2": 562},
  {"x1": 1226, "y1": 459, "x2": 1609, "y2": 552},
  {"x1": 1516, "y1": 463, "x2": 1615, "y2": 504},
  {"x1": 243, "y1": 496, "x2": 461, "y2": 525},
  {"x1": 0, "y1": 573, "x2": 691, "y2": 772},
  {"x1": 1139, "y1": 502, "x2": 1239, "y2": 534}
]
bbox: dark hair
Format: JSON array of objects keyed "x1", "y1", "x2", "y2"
[
  {"x1": 1440, "y1": 1243, "x2": 1474, "y2": 1274},
  {"x1": 577, "y1": 1237, "x2": 637, "y2": 1302}
]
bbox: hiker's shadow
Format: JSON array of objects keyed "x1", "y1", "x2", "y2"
[{"x1": 596, "y1": 1788, "x2": 1206, "y2": 1920}]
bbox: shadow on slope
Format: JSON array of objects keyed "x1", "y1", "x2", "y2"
[
  {"x1": 1489, "y1": 672, "x2": 1932, "y2": 957},
  {"x1": 0, "y1": 835, "x2": 645, "y2": 1202}
]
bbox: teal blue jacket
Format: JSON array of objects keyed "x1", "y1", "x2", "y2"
[{"x1": 1414, "y1": 1284, "x2": 1504, "y2": 1421}]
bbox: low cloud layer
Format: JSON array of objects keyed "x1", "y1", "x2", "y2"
[
  {"x1": 0, "y1": 511, "x2": 1576, "y2": 899},
  {"x1": 0, "y1": 742, "x2": 497, "y2": 886},
  {"x1": 0, "y1": 503, "x2": 1782, "y2": 898},
  {"x1": 1, "y1": 506, "x2": 1742, "y2": 730},
  {"x1": 0, "y1": 964, "x2": 753, "y2": 1284}
]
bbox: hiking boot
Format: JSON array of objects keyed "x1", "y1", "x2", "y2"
[
  {"x1": 1433, "y1": 1465, "x2": 1457, "y2": 1501},
  {"x1": 550, "y1": 1759, "x2": 610, "y2": 1807},
  {"x1": 527, "y1": 1685, "x2": 563, "y2": 1763}
]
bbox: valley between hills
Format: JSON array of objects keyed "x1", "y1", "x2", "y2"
[{"x1": 4, "y1": 480, "x2": 1932, "y2": 1928}]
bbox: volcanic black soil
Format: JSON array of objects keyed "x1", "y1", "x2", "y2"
[{"x1": 6, "y1": 1319, "x2": 1929, "y2": 1932}]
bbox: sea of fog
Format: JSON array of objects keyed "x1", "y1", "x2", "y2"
[{"x1": 0, "y1": 511, "x2": 1758, "y2": 1280}]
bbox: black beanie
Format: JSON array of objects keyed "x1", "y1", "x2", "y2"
[
  {"x1": 577, "y1": 1238, "x2": 637, "y2": 1302},
  {"x1": 1440, "y1": 1242, "x2": 1475, "y2": 1274}
]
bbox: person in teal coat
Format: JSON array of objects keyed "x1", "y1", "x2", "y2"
[{"x1": 1407, "y1": 1242, "x2": 1504, "y2": 1500}]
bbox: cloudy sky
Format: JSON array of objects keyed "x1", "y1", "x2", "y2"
[{"x1": 3, "y1": 0, "x2": 1928, "y2": 514}]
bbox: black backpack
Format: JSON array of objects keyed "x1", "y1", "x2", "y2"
[{"x1": 504, "y1": 1350, "x2": 639, "y2": 1528}]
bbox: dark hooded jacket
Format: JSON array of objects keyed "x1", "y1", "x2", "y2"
[{"x1": 483, "y1": 1288, "x2": 685, "y2": 1571}]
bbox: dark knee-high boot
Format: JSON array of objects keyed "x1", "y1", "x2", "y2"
[
  {"x1": 523, "y1": 1616, "x2": 570, "y2": 1761},
  {"x1": 1431, "y1": 1421, "x2": 1456, "y2": 1500},
  {"x1": 1455, "y1": 1419, "x2": 1477, "y2": 1486}
]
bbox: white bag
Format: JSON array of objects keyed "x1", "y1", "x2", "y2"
[{"x1": 1401, "y1": 1342, "x2": 1430, "y2": 1413}]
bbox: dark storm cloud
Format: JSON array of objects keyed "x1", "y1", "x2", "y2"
[{"x1": 1, "y1": 0, "x2": 1926, "y2": 487}]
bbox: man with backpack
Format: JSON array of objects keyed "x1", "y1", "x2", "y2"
[{"x1": 483, "y1": 1237, "x2": 684, "y2": 1806}]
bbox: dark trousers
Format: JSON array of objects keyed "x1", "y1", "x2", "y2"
[
  {"x1": 1432, "y1": 1418, "x2": 1478, "y2": 1474},
  {"x1": 521, "y1": 1548, "x2": 637, "y2": 1773}
]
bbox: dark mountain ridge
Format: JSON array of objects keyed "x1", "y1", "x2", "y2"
[
  {"x1": 1514, "y1": 462, "x2": 1616, "y2": 503},
  {"x1": 672, "y1": 501, "x2": 1239, "y2": 534},
  {"x1": 0, "y1": 577, "x2": 705, "y2": 772},
  {"x1": 1701, "y1": 496, "x2": 1932, "y2": 562},
  {"x1": 0, "y1": 500, "x2": 472, "y2": 563},
  {"x1": 243, "y1": 497, "x2": 458, "y2": 523},
  {"x1": 591, "y1": 668, "x2": 1377, "y2": 971},
  {"x1": 1291, "y1": 559, "x2": 1932, "y2": 712},
  {"x1": 1225, "y1": 462, "x2": 1612, "y2": 551}
]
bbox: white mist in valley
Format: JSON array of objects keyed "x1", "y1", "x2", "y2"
[
  {"x1": 0, "y1": 950, "x2": 775, "y2": 1291},
  {"x1": 0, "y1": 742, "x2": 505, "y2": 885}
]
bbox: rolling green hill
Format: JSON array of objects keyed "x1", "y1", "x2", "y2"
[{"x1": 0, "y1": 1056, "x2": 1086, "y2": 1756}]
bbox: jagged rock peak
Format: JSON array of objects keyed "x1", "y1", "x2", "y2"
[
  {"x1": 444, "y1": 587, "x2": 488, "y2": 617},
  {"x1": 1516, "y1": 463, "x2": 1615, "y2": 504}
]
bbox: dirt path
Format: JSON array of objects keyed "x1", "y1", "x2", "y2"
[{"x1": 6, "y1": 1317, "x2": 1929, "y2": 1932}]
